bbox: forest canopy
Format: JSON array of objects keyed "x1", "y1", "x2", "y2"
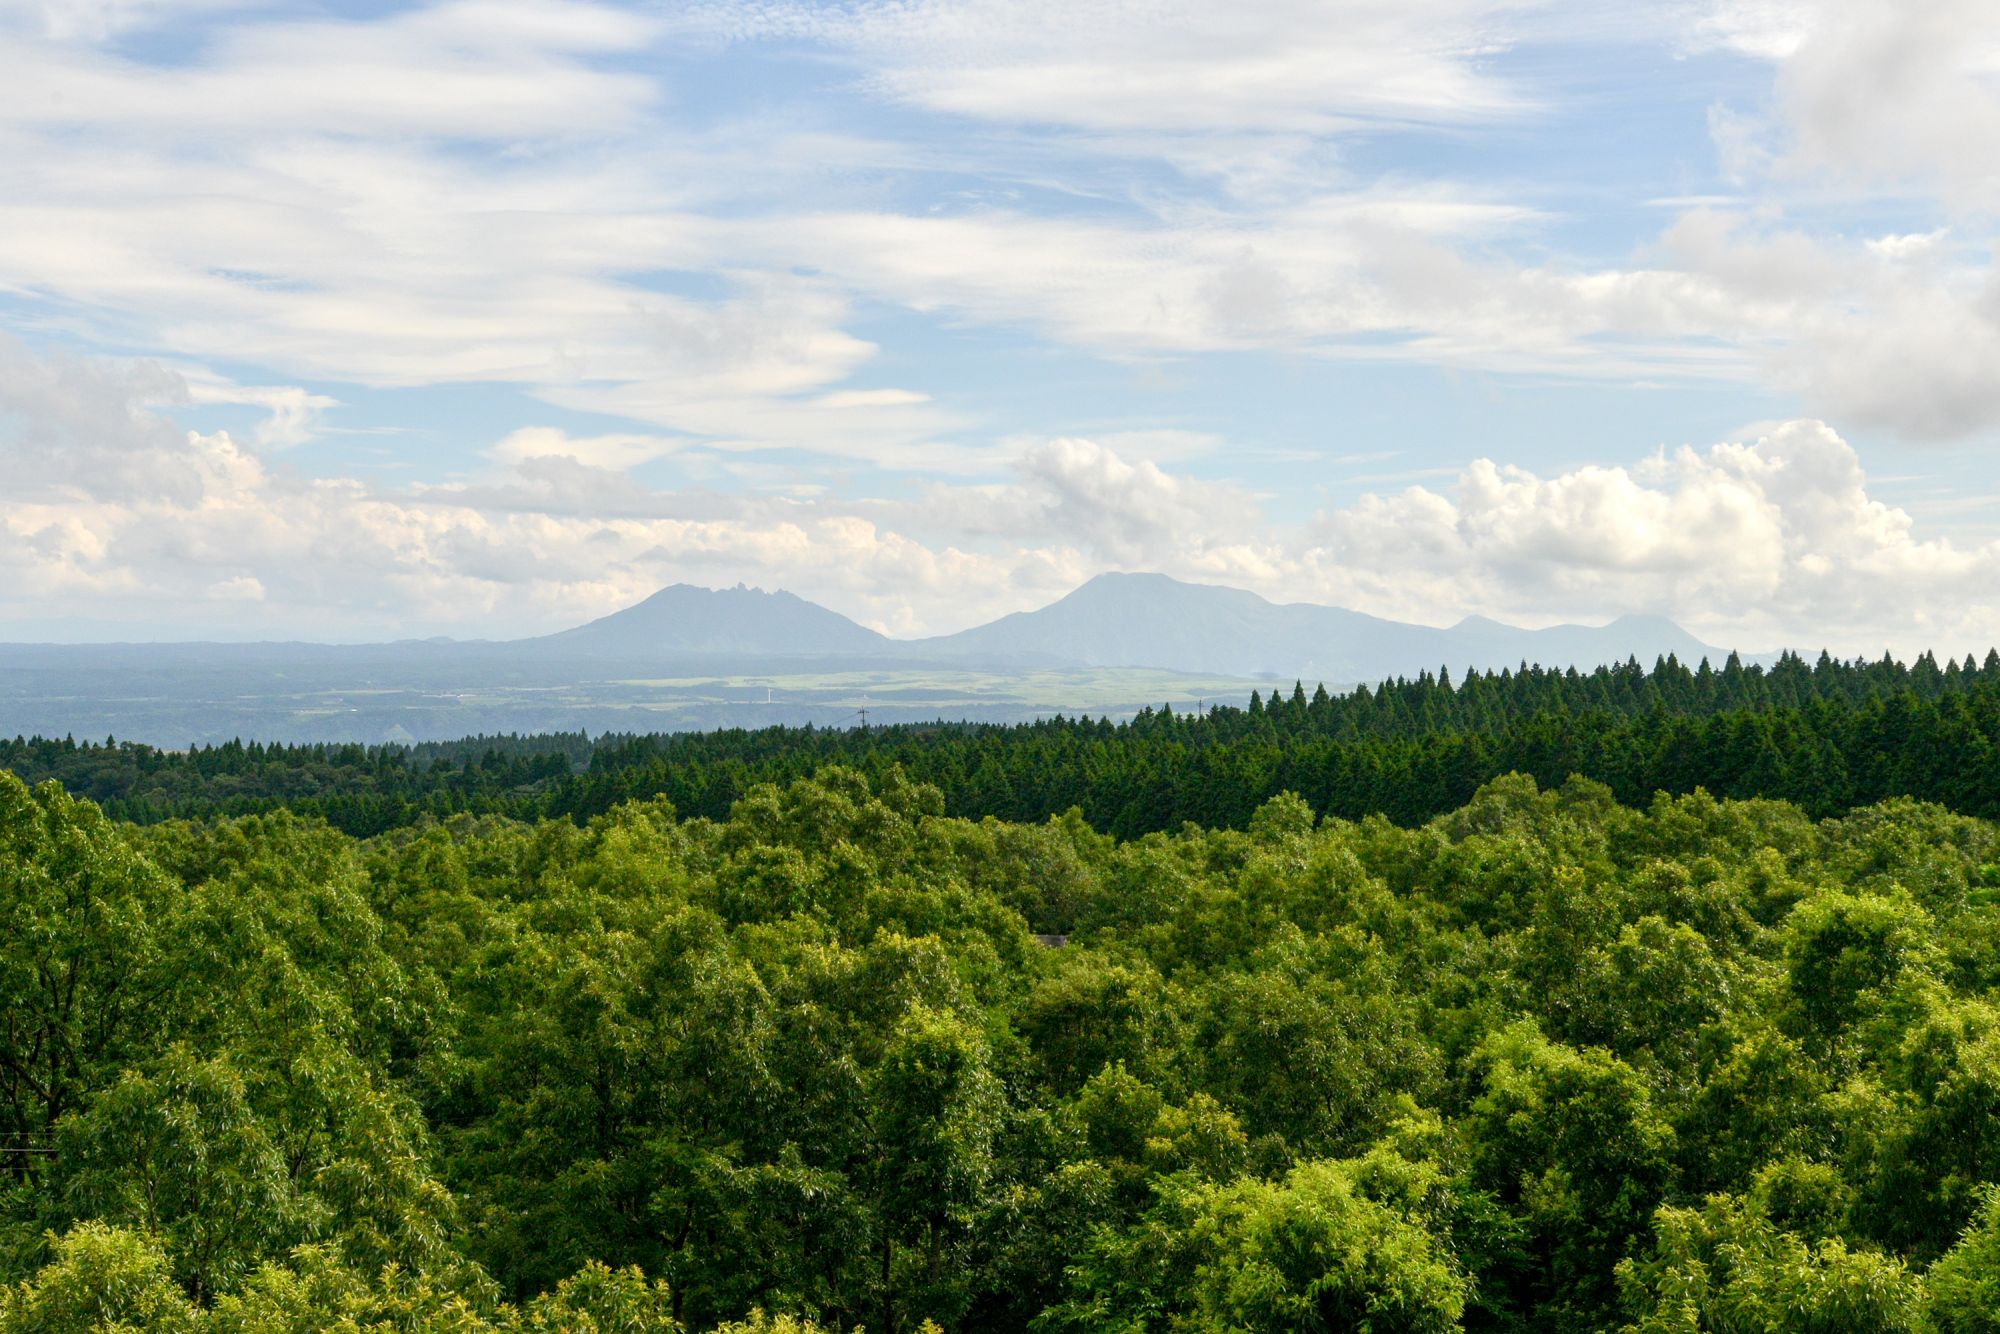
[
  {"x1": 5, "y1": 747, "x2": 2000, "y2": 1330},
  {"x1": 8, "y1": 646, "x2": 2000, "y2": 837}
]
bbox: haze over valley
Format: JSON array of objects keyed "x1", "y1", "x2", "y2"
[{"x1": 0, "y1": 573, "x2": 1731, "y2": 745}]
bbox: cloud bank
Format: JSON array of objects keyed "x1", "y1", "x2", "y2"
[{"x1": 2, "y1": 340, "x2": 1992, "y2": 655}]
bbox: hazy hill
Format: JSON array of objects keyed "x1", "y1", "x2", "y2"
[
  {"x1": 0, "y1": 574, "x2": 1732, "y2": 746},
  {"x1": 915, "y1": 572, "x2": 1722, "y2": 678},
  {"x1": 915, "y1": 572, "x2": 1423, "y2": 675},
  {"x1": 1445, "y1": 611, "x2": 1717, "y2": 676},
  {"x1": 535, "y1": 583, "x2": 891, "y2": 658}
]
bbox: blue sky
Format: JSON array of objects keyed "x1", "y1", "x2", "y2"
[{"x1": 3, "y1": 0, "x2": 1999, "y2": 653}]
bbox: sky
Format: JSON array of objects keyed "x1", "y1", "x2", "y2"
[{"x1": 2, "y1": 0, "x2": 2000, "y2": 654}]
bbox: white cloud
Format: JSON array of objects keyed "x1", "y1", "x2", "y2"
[
  {"x1": 1301, "y1": 419, "x2": 2000, "y2": 653},
  {"x1": 0, "y1": 3, "x2": 958, "y2": 467},
  {"x1": 1662, "y1": 3, "x2": 2000, "y2": 441},
  {"x1": 13, "y1": 0, "x2": 2000, "y2": 470},
  {"x1": 1866, "y1": 228, "x2": 1949, "y2": 259},
  {"x1": 0, "y1": 0, "x2": 659, "y2": 139},
  {"x1": 700, "y1": 0, "x2": 1541, "y2": 136},
  {"x1": 0, "y1": 0, "x2": 1832, "y2": 459},
  {"x1": 1770, "y1": 0, "x2": 2000, "y2": 208},
  {"x1": 915, "y1": 436, "x2": 1270, "y2": 571},
  {"x1": 14, "y1": 0, "x2": 2000, "y2": 667},
  {"x1": 491, "y1": 426, "x2": 686, "y2": 473},
  {"x1": 813, "y1": 388, "x2": 934, "y2": 409},
  {"x1": 0, "y1": 337, "x2": 1062, "y2": 636},
  {"x1": 209, "y1": 574, "x2": 266, "y2": 601},
  {"x1": 1619, "y1": 208, "x2": 2000, "y2": 443},
  {"x1": 1689, "y1": 0, "x2": 1813, "y2": 60},
  {"x1": 180, "y1": 372, "x2": 339, "y2": 448},
  {"x1": 3, "y1": 337, "x2": 1993, "y2": 653},
  {"x1": 0, "y1": 0, "x2": 252, "y2": 42},
  {"x1": 1696, "y1": 0, "x2": 2000, "y2": 209},
  {"x1": 737, "y1": 196, "x2": 1776, "y2": 379},
  {"x1": 0, "y1": 336, "x2": 210, "y2": 504}
]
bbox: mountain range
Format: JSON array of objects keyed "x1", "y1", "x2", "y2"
[
  {"x1": 544, "y1": 572, "x2": 1723, "y2": 680},
  {"x1": 0, "y1": 574, "x2": 1734, "y2": 746}
]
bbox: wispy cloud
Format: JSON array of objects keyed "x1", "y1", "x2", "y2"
[{"x1": 4, "y1": 0, "x2": 2000, "y2": 644}]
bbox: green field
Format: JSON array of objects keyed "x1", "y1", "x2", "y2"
[
  {"x1": 0, "y1": 652, "x2": 1282, "y2": 747},
  {"x1": 607, "y1": 666, "x2": 1278, "y2": 719}
]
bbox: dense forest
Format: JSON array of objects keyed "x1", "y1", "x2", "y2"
[
  {"x1": 7, "y1": 648, "x2": 2000, "y2": 836},
  {"x1": 6, "y1": 745, "x2": 2000, "y2": 1329}
]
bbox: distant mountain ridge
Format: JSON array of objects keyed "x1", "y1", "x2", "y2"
[
  {"x1": 909, "y1": 572, "x2": 1722, "y2": 680},
  {"x1": 0, "y1": 572, "x2": 1741, "y2": 747},
  {"x1": 539, "y1": 583, "x2": 891, "y2": 658},
  {"x1": 0, "y1": 574, "x2": 1729, "y2": 682},
  {"x1": 515, "y1": 571, "x2": 1727, "y2": 680}
]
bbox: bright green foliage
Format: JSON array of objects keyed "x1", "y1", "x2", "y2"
[
  {"x1": 511, "y1": 1262, "x2": 682, "y2": 1333},
  {"x1": 1617, "y1": 1194, "x2": 1926, "y2": 1333},
  {"x1": 0, "y1": 779, "x2": 177, "y2": 1148},
  {"x1": 1469, "y1": 1022, "x2": 1678, "y2": 1328},
  {"x1": 1781, "y1": 889, "x2": 1937, "y2": 1040},
  {"x1": 9, "y1": 756, "x2": 2000, "y2": 1331},
  {"x1": 1184, "y1": 1159, "x2": 1468, "y2": 1332},
  {"x1": 1844, "y1": 992, "x2": 2000, "y2": 1256},
  {"x1": 1929, "y1": 1188, "x2": 2000, "y2": 1333},
  {"x1": 868, "y1": 1004, "x2": 1003, "y2": 1330},
  {"x1": 54, "y1": 1048, "x2": 299, "y2": 1300},
  {"x1": 1043, "y1": 1152, "x2": 1467, "y2": 1333},
  {"x1": 0, "y1": 1223, "x2": 197, "y2": 1334}
]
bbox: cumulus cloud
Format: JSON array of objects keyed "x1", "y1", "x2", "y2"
[
  {"x1": 2, "y1": 336, "x2": 1994, "y2": 654},
  {"x1": 1710, "y1": 0, "x2": 2000, "y2": 207},
  {"x1": 1661, "y1": 2, "x2": 2000, "y2": 439},
  {"x1": 1627, "y1": 207, "x2": 2000, "y2": 443},
  {"x1": 12, "y1": 0, "x2": 2000, "y2": 671},
  {"x1": 0, "y1": 336, "x2": 208, "y2": 503},
  {"x1": 0, "y1": 338, "x2": 1059, "y2": 637},
  {"x1": 917, "y1": 437, "x2": 1270, "y2": 569},
  {"x1": 1302, "y1": 420, "x2": 2000, "y2": 653}
]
